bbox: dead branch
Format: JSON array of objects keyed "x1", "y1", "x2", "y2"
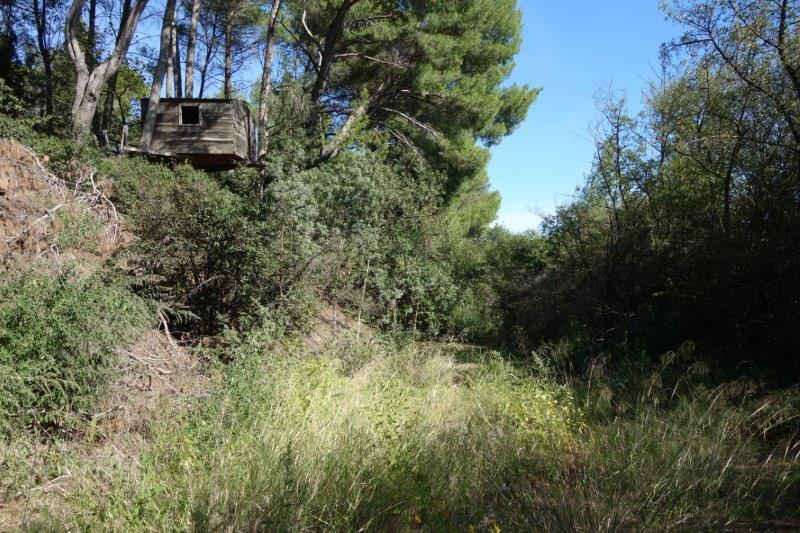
[
  {"x1": 380, "y1": 107, "x2": 441, "y2": 139},
  {"x1": 2, "y1": 204, "x2": 65, "y2": 260}
]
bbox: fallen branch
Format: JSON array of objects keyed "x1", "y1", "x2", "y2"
[
  {"x1": 158, "y1": 309, "x2": 181, "y2": 355},
  {"x1": 1, "y1": 203, "x2": 65, "y2": 260}
]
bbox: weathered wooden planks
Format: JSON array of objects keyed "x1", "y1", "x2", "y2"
[{"x1": 138, "y1": 98, "x2": 256, "y2": 169}]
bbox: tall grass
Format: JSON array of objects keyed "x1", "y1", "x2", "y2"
[
  {"x1": 29, "y1": 335, "x2": 800, "y2": 532},
  {"x1": 53, "y1": 335, "x2": 578, "y2": 532},
  {"x1": 536, "y1": 382, "x2": 800, "y2": 531}
]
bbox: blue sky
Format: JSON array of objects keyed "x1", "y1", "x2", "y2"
[{"x1": 490, "y1": 0, "x2": 683, "y2": 232}]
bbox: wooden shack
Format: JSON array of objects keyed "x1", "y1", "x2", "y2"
[{"x1": 137, "y1": 98, "x2": 256, "y2": 170}]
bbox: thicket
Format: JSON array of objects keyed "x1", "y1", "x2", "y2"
[{"x1": 98, "y1": 146, "x2": 463, "y2": 337}]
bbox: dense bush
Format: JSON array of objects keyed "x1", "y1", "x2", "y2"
[
  {"x1": 0, "y1": 270, "x2": 151, "y2": 432},
  {"x1": 478, "y1": 65, "x2": 800, "y2": 384},
  {"x1": 105, "y1": 159, "x2": 278, "y2": 332},
  {"x1": 101, "y1": 148, "x2": 468, "y2": 337}
]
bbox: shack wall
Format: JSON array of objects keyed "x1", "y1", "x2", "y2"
[
  {"x1": 230, "y1": 101, "x2": 252, "y2": 161},
  {"x1": 142, "y1": 99, "x2": 251, "y2": 161}
]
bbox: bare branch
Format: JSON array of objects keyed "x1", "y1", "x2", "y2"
[{"x1": 381, "y1": 107, "x2": 441, "y2": 139}]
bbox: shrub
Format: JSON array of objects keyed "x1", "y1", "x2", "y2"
[
  {"x1": 0, "y1": 111, "x2": 103, "y2": 177},
  {"x1": 100, "y1": 152, "x2": 463, "y2": 338},
  {"x1": 101, "y1": 159, "x2": 277, "y2": 333},
  {"x1": 0, "y1": 270, "x2": 151, "y2": 433}
]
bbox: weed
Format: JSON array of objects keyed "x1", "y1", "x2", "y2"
[{"x1": 54, "y1": 209, "x2": 105, "y2": 253}]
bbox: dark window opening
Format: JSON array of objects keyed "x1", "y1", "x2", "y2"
[{"x1": 181, "y1": 105, "x2": 200, "y2": 125}]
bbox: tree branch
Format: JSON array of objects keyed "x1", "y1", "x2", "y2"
[{"x1": 380, "y1": 107, "x2": 441, "y2": 139}]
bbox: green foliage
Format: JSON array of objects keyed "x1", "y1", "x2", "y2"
[
  {"x1": 0, "y1": 110, "x2": 104, "y2": 177},
  {"x1": 0, "y1": 270, "x2": 151, "y2": 433},
  {"x1": 55, "y1": 209, "x2": 105, "y2": 253},
  {"x1": 55, "y1": 335, "x2": 579, "y2": 532},
  {"x1": 104, "y1": 158, "x2": 279, "y2": 332},
  {"x1": 300, "y1": 151, "x2": 463, "y2": 335},
  {"x1": 101, "y1": 146, "x2": 469, "y2": 338},
  {"x1": 333, "y1": 0, "x2": 538, "y2": 198},
  {"x1": 444, "y1": 226, "x2": 548, "y2": 344},
  {"x1": 0, "y1": 77, "x2": 24, "y2": 117}
]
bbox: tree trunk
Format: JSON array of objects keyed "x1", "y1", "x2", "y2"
[
  {"x1": 165, "y1": 22, "x2": 174, "y2": 98},
  {"x1": 257, "y1": 0, "x2": 281, "y2": 161},
  {"x1": 66, "y1": 0, "x2": 148, "y2": 140},
  {"x1": 223, "y1": 15, "x2": 233, "y2": 98},
  {"x1": 141, "y1": 0, "x2": 177, "y2": 150},
  {"x1": 184, "y1": 0, "x2": 200, "y2": 97},
  {"x1": 320, "y1": 82, "x2": 383, "y2": 162},
  {"x1": 88, "y1": 0, "x2": 97, "y2": 67},
  {"x1": 310, "y1": 0, "x2": 358, "y2": 104},
  {"x1": 198, "y1": 41, "x2": 212, "y2": 97},
  {"x1": 307, "y1": 0, "x2": 359, "y2": 129},
  {"x1": 100, "y1": 73, "x2": 118, "y2": 139},
  {"x1": 100, "y1": 0, "x2": 132, "y2": 137},
  {"x1": 198, "y1": 64, "x2": 207, "y2": 97},
  {"x1": 32, "y1": 0, "x2": 53, "y2": 115},
  {"x1": 172, "y1": 20, "x2": 182, "y2": 97},
  {"x1": 320, "y1": 97, "x2": 368, "y2": 160},
  {"x1": 198, "y1": 11, "x2": 219, "y2": 98}
]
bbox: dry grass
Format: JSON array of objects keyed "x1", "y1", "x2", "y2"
[{"x1": 0, "y1": 138, "x2": 127, "y2": 270}]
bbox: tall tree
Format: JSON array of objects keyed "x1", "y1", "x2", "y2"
[
  {"x1": 30, "y1": 0, "x2": 55, "y2": 114},
  {"x1": 294, "y1": 0, "x2": 536, "y2": 200},
  {"x1": 0, "y1": 0, "x2": 17, "y2": 84},
  {"x1": 257, "y1": 0, "x2": 280, "y2": 159},
  {"x1": 65, "y1": 0, "x2": 147, "y2": 138},
  {"x1": 196, "y1": 4, "x2": 223, "y2": 97},
  {"x1": 141, "y1": 0, "x2": 177, "y2": 150},
  {"x1": 165, "y1": 18, "x2": 174, "y2": 97},
  {"x1": 172, "y1": 18, "x2": 182, "y2": 97},
  {"x1": 663, "y1": 0, "x2": 800, "y2": 230},
  {"x1": 87, "y1": 0, "x2": 96, "y2": 66},
  {"x1": 220, "y1": 0, "x2": 259, "y2": 98},
  {"x1": 184, "y1": 0, "x2": 200, "y2": 96},
  {"x1": 222, "y1": 8, "x2": 232, "y2": 96}
]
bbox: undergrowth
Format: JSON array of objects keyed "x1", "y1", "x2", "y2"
[
  {"x1": 28, "y1": 332, "x2": 800, "y2": 532},
  {"x1": 0, "y1": 269, "x2": 151, "y2": 434},
  {"x1": 40, "y1": 334, "x2": 578, "y2": 532}
]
